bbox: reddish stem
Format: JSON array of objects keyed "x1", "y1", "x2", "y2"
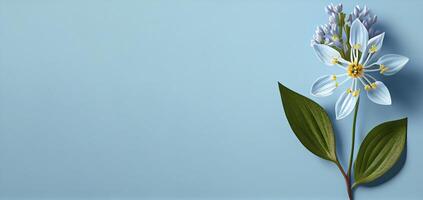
[{"x1": 336, "y1": 162, "x2": 353, "y2": 200}]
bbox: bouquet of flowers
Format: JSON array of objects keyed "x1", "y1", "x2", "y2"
[{"x1": 278, "y1": 4, "x2": 409, "y2": 199}]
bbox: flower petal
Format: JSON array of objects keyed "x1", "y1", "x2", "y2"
[
  {"x1": 367, "y1": 32, "x2": 385, "y2": 53},
  {"x1": 335, "y1": 90, "x2": 358, "y2": 120},
  {"x1": 310, "y1": 75, "x2": 338, "y2": 97},
  {"x1": 349, "y1": 19, "x2": 369, "y2": 53},
  {"x1": 366, "y1": 81, "x2": 391, "y2": 105},
  {"x1": 313, "y1": 44, "x2": 346, "y2": 66},
  {"x1": 376, "y1": 54, "x2": 409, "y2": 76},
  {"x1": 360, "y1": 33, "x2": 385, "y2": 64}
]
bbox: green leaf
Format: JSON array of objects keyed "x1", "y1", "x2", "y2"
[
  {"x1": 353, "y1": 118, "x2": 407, "y2": 187},
  {"x1": 278, "y1": 82, "x2": 337, "y2": 162}
]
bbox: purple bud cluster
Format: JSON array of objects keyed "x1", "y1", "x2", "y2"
[
  {"x1": 311, "y1": 3, "x2": 344, "y2": 47},
  {"x1": 311, "y1": 4, "x2": 380, "y2": 48},
  {"x1": 346, "y1": 5, "x2": 380, "y2": 37}
]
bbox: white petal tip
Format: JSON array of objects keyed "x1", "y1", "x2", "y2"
[
  {"x1": 381, "y1": 99, "x2": 392, "y2": 105},
  {"x1": 335, "y1": 111, "x2": 350, "y2": 120},
  {"x1": 335, "y1": 115, "x2": 345, "y2": 120},
  {"x1": 310, "y1": 92, "x2": 320, "y2": 97}
]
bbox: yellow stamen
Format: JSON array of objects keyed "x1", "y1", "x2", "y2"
[
  {"x1": 352, "y1": 44, "x2": 361, "y2": 50},
  {"x1": 332, "y1": 35, "x2": 339, "y2": 41},
  {"x1": 331, "y1": 75, "x2": 337, "y2": 80},
  {"x1": 352, "y1": 90, "x2": 360, "y2": 97},
  {"x1": 379, "y1": 64, "x2": 388, "y2": 74},
  {"x1": 335, "y1": 82, "x2": 339, "y2": 87},
  {"x1": 347, "y1": 88, "x2": 352, "y2": 93},
  {"x1": 347, "y1": 63, "x2": 364, "y2": 78},
  {"x1": 365, "y1": 85, "x2": 371, "y2": 91},
  {"x1": 331, "y1": 58, "x2": 339, "y2": 64},
  {"x1": 369, "y1": 44, "x2": 378, "y2": 54},
  {"x1": 371, "y1": 82, "x2": 377, "y2": 89}
]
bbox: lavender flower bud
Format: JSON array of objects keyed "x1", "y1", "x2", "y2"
[
  {"x1": 330, "y1": 24, "x2": 338, "y2": 32},
  {"x1": 315, "y1": 26, "x2": 324, "y2": 36},
  {"x1": 314, "y1": 34, "x2": 324, "y2": 42},
  {"x1": 335, "y1": 4, "x2": 343, "y2": 13},
  {"x1": 362, "y1": 6, "x2": 369, "y2": 17},
  {"x1": 372, "y1": 15, "x2": 378, "y2": 25},
  {"x1": 322, "y1": 24, "x2": 330, "y2": 34},
  {"x1": 329, "y1": 15, "x2": 337, "y2": 24},
  {"x1": 354, "y1": 6, "x2": 360, "y2": 17},
  {"x1": 347, "y1": 15, "x2": 352, "y2": 23},
  {"x1": 368, "y1": 28, "x2": 375, "y2": 37},
  {"x1": 355, "y1": 5, "x2": 361, "y2": 12},
  {"x1": 332, "y1": 12, "x2": 338, "y2": 19},
  {"x1": 325, "y1": 5, "x2": 333, "y2": 15},
  {"x1": 315, "y1": 31, "x2": 324, "y2": 38},
  {"x1": 365, "y1": 19, "x2": 375, "y2": 28}
]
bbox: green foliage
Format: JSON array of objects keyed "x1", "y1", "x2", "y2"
[
  {"x1": 353, "y1": 118, "x2": 407, "y2": 187},
  {"x1": 278, "y1": 83, "x2": 337, "y2": 162}
]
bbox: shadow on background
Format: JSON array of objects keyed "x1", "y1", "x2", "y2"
[
  {"x1": 374, "y1": 21, "x2": 423, "y2": 114},
  {"x1": 385, "y1": 65, "x2": 423, "y2": 114},
  {"x1": 333, "y1": 120, "x2": 346, "y2": 166}
]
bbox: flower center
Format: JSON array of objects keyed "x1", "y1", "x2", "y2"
[{"x1": 347, "y1": 63, "x2": 364, "y2": 78}]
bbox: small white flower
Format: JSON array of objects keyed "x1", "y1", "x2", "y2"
[{"x1": 311, "y1": 19, "x2": 409, "y2": 120}]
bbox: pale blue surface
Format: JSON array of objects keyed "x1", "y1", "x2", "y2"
[{"x1": 0, "y1": 0, "x2": 422, "y2": 199}]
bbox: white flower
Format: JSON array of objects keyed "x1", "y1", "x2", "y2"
[{"x1": 311, "y1": 19, "x2": 409, "y2": 120}]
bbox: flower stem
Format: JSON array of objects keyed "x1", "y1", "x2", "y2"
[
  {"x1": 336, "y1": 161, "x2": 353, "y2": 200},
  {"x1": 347, "y1": 98, "x2": 360, "y2": 178},
  {"x1": 339, "y1": 97, "x2": 359, "y2": 200}
]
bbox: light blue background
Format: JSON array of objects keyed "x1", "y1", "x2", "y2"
[{"x1": 0, "y1": 0, "x2": 422, "y2": 199}]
